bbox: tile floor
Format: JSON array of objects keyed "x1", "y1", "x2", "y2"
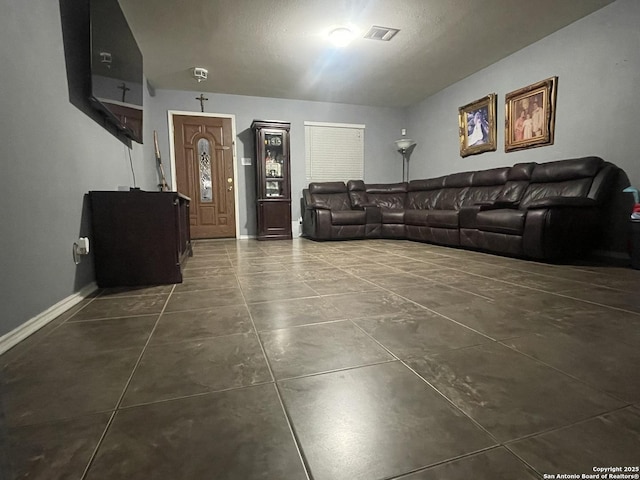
[{"x1": 2, "y1": 238, "x2": 640, "y2": 479}]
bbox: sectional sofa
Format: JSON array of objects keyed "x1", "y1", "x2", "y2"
[{"x1": 301, "y1": 157, "x2": 619, "y2": 260}]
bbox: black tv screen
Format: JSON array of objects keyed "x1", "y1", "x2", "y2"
[{"x1": 89, "y1": 0, "x2": 143, "y2": 143}]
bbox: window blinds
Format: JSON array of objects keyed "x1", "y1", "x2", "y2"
[{"x1": 304, "y1": 122, "x2": 365, "y2": 183}]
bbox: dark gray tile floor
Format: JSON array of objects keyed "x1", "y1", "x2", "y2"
[{"x1": 2, "y1": 238, "x2": 640, "y2": 479}]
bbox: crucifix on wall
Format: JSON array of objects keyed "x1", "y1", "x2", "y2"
[
  {"x1": 196, "y1": 94, "x2": 209, "y2": 112},
  {"x1": 117, "y1": 82, "x2": 130, "y2": 103}
]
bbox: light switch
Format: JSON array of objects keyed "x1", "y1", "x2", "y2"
[{"x1": 241, "y1": 157, "x2": 252, "y2": 166}]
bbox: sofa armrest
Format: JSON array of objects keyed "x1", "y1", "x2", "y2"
[
  {"x1": 526, "y1": 197, "x2": 597, "y2": 209},
  {"x1": 351, "y1": 202, "x2": 377, "y2": 209},
  {"x1": 305, "y1": 202, "x2": 332, "y2": 210},
  {"x1": 476, "y1": 200, "x2": 520, "y2": 210}
]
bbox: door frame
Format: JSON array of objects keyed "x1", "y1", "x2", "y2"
[{"x1": 167, "y1": 110, "x2": 239, "y2": 239}]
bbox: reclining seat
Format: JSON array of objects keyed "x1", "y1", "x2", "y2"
[
  {"x1": 473, "y1": 157, "x2": 615, "y2": 258},
  {"x1": 405, "y1": 177, "x2": 444, "y2": 242},
  {"x1": 301, "y1": 182, "x2": 367, "y2": 240},
  {"x1": 425, "y1": 172, "x2": 475, "y2": 245},
  {"x1": 519, "y1": 156, "x2": 616, "y2": 258},
  {"x1": 347, "y1": 181, "x2": 407, "y2": 238},
  {"x1": 405, "y1": 172, "x2": 475, "y2": 246},
  {"x1": 460, "y1": 164, "x2": 533, "y2": 253}
]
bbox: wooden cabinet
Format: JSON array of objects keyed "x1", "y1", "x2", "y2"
[
  {"x1": 89, "y1": 190, "x2": 192, "y2": 287},
  {"x1": 251, "y1": 120, "x2": 292, "y2": 240}
]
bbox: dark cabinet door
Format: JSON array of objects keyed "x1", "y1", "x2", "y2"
[
  {"x1": 258, "y1": 200, "x2": 292, "y2": 239},
  {"x1": 90, "y1": 190, "x2": 192, "y2": 287},
  {"x1": 251, "y1": 120, "x2": 292, "y2": 240}
]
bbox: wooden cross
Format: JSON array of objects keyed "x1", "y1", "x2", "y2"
[
  {"x1": 117, "y1": 82, "x2": 130, "y2": 102},
  {"x1": 196, "y1": 94, "x2": 209, "y2": 112}
]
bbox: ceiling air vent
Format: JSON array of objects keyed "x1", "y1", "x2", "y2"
[{"x1": 364, "y1": 25, "x2": 400, "y2": 41}]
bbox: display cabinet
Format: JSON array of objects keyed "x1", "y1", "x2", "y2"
[{"x1": 251, "y1": 120, "x2": 292, "y2": 240}]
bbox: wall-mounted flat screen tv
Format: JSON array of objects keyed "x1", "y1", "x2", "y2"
[{"x1": 89, "y1": 0, "x2": 143, "y2": 143}]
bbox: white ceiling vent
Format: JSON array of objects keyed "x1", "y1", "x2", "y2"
[{"x1": 363, "y1": 26, "x2": 400, "y2": 41}]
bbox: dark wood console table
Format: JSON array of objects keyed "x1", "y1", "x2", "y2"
[{"x1": 89, "y1": 190, "x2": 192, "y2": 287}]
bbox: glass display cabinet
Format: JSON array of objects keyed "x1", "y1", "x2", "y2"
[{"x1": 251, "y1": 120, "x2": 292, "y2": 240}]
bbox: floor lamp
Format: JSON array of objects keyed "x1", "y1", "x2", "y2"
[{"x1": 395, "y1": 137, "x2": 416, "y2": 183}]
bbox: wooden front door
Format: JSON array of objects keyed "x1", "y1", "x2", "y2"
[{"x1": 173, "y1": 115, "x2": 236, "y2": 239}]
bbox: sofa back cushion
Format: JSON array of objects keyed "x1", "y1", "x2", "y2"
[
  {"x1": 520, "y1": 157, "x2": 603, "y2": 208},
  {"x1": 530, "y1": 157, "x2": 603, "y2": 183},
  {"x1": 365, "y1": 182, "x2": 408, "y2": 209},
  {"x1": 347, "y1": 180, "x2": 369, "y2": 207},
  {"x1": 496, "y1": 163, "x2": 536, "y2": 203},
  {"x1": 407, "y1": 177, "x2": 445, "y2": 209},
  {"x1": 459, "y1": 167, "x2": 510, "y2": 207},
  {"x1": 409, "y1": 168, "x2": 509, "y2": 210},
  {"x1": 308, "y1": 182, "x2": 352, "y2": 210}
]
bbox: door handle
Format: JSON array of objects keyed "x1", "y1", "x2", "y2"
[{"x1": 227, "y1": 177, "x2": 233, "y2": 191}]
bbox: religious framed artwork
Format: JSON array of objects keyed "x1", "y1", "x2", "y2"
[
  {"x1": 505, "y1": 76, "x2": 558, "y2": 152},
  {"x1": 458, "y1": 93, "x2": 497, "y2": 157}
]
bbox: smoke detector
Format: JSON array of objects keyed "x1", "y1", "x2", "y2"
[{"x1": 193, "y1": 67, "x2": 208, "y2": 82}]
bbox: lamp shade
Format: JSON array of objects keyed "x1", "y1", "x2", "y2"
[{"x1": 395, "y1": 138, "x2": 415, "y2": 150}]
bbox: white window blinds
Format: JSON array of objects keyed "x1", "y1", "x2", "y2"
[{"x1": 304, "y1": 122, "x2": 365, "y2": 183}]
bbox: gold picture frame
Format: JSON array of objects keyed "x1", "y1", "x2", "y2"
[
  {"x1": 458, "y1": 93, "x2": 497, "y2": 158},
  {"x1": 505, "y1": 76, "x2": 558, "y2": 152}
]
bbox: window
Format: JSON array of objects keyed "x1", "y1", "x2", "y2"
[{"x1": 304, "y1": 122, "x2": 365, "y2": 183}]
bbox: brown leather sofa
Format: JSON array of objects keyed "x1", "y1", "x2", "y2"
[{"x1": 301, "y1": 156, "x2": 619, "y2": 260}]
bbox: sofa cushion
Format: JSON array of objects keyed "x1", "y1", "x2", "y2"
[
  {"x1": 308, "y1": 182, "x2": 352, "y2": 211},
  {"x1": 459, "y1": 186, "x2": 503, "y2": 207},
  {"x1": 497, "y1": 181, "x2": 529, "y2": 203},
  {"x1": 459, "y1": 206, "x2": 482, "y2": 229},
  {"x1": 309, "y1": 182, "x2": 347, "y2": 194},
  {"x1": 369, "y1": 193, "x2": 406, "y2": 209},
  {"x1": 331, "y1": 210, "x2": 367, "y2": 225},
  {"x1": 435, "y1": 188, "x2": 467, "y2": 210},
  {"x1": 472, "y1": 167, "x2": 510, "y2": 186},
  {"x1": 520, "y1": 178, "x2": 593, "y2": 208},
  {"x1": 404, "y1": 209, "x2": 429, "y2": 226},
  {"x1": 508, "y1": 163, "x2": 536, "y2": 181},
  {"x1": 366, "y1": 182, "x2": 408, "y2": 194},
  {"x1": 311, "y1": 193, "x2": 352, "y2": 211},
  {"x1": 381, "y1": 209, "x2": 405, "y2": 224},
  {"x1": 409, "y1": 177, "x2": 445, "y2": 191},
  {"x1": 406, "y1": 190, "x2": 441, "y2": 210},
  {"x1": 531, "y1": 157, "x2": 603, "y2": 183},
  {"x1": 476, "y1": 209, "x2": 527, "y2": 235},
  {"x1": 427, "y1": 209, "x2": 459, "y2": 229},
  {"x1": 443, "y1": 172, "x2": 474, "y2": 188}
]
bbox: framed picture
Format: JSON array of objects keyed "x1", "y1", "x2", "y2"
[
  {"x1": 458, "y1": 93, "x2": 497, "y2": 157},
  {"x1": 505, "y1": 76, "x2": 558, "y2": 152}
]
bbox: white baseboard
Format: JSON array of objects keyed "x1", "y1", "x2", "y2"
[
  {"x1": 0, "y1": 282, "x2": 98, "y2": 355},
  {"x1": 292, "y1": 220, "x2": 302, "y2": 237}
]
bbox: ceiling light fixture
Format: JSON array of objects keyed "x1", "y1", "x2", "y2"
[{"x1": 329, "y1": 27, "x2": 355, "y2": 47}]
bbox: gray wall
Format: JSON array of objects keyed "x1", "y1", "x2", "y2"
[
  {"x1": 407, "y1": 0, "x2": 639, "y2": 187},
  {"x1": 147, "y1": 90, "x2": 407, "y2": 236},
  {"x1": 0, "y1": 0, "x2": 156, "y2": 337}
]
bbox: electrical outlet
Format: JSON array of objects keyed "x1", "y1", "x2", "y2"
[{"x1": 76, "y1": 237, "x2": 90, "y2": 255}]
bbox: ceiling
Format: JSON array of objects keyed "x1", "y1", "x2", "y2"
[{"x1": 119, "y1": 0, "x2": 615, "y2": 108}]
